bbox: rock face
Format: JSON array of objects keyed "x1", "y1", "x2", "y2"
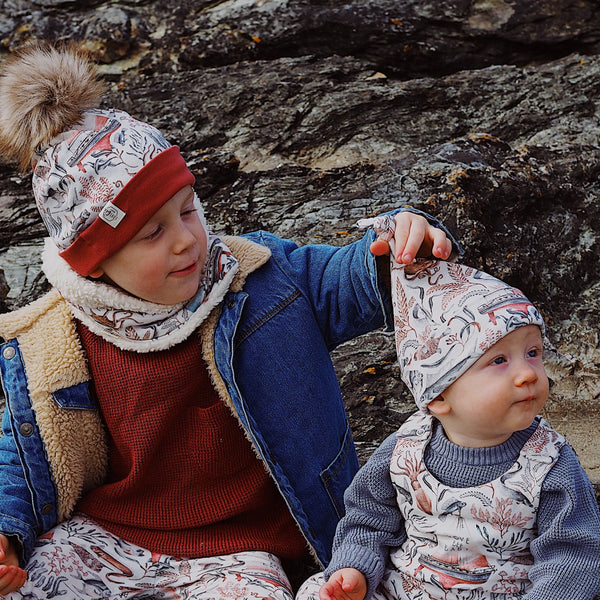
[{"x1": 1, "y1": 1, "x2": 600, "y2": 500}]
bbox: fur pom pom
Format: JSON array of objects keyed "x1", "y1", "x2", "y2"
[{"x1": 0, "y1": 43, "x2": 105, "y2": 170}]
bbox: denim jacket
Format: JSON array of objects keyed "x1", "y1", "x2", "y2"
[{"x1": 0, "y1": 213, "x2": 455, "y2": 568}]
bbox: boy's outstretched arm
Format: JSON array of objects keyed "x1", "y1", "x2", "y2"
[
  {"x1": 368, "y1": 211, "x2": 453, "y2": 263},
  {"x1": 320, "y1": 568, "x2": 368, "y2": 600},
  {"x1": 0, "y1": 534, "x2": 27, "y2": 595}
]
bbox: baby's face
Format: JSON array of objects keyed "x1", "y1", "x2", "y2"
[
  {"x1": 91, "y1": 185, "x2": 207, "y2": 305},
  {"x1": 430, "y1": 325, "x2": 548, "y2": 447}
]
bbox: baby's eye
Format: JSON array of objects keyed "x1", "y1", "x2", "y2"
[
  {"x1": 491, "y1": 356, "x2": 506, "y2": 365},
  {"x1": 182, "y1": 207, "x2": 197, "y2": 217},
  {"x1": 527, "y1": 348, "x2": 541, "y2": 358}
]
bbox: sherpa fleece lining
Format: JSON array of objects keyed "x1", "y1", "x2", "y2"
[{"x1": 0, "y1": 289, "x2": 107, "y2": 521}]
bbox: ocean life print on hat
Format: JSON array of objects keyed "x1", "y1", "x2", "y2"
[
  {"x1": 390, "y1": 259, "x2": 545, "y2": 411},
  {"x1": 0, "y1": 43, "x2": 195, "y2": 277}
]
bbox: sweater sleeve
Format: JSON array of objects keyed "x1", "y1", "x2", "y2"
[
  {"x1": 324, "y1": 433, "x2": 407, "y2": 600},
  {"x1": 525, "y1": 443, "x2": 600, "y2": 600}
]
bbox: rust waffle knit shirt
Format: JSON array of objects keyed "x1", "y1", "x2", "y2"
[{"x1": 75, "y1": 322, "x2": 307, "y2": 560}]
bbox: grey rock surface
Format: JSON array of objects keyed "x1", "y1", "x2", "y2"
[{"x1": 1, "y1": 1, "x2": 600, "y2": 509}]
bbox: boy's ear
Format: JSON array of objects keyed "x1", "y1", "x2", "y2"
[
  {"x1": 427, "y1": 395, "x2": 451, "y2": 416},
  {"x1": 89, "y1": 268, "x2": 104, "y2": 279}
]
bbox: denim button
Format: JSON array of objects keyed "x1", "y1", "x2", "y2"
[
  {"x1": 2, "y1": 346, "x2": 16, "y2": 360},
  {"x1": 20, "y1": 422, "x2": 34, "y2": 437},
  {"x1": 41, "y1": 503, "x2": 53, "y2": 515}
]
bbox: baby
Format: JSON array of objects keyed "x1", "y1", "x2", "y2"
[{"x1": 297, "y1": 259, "x2": 600, "y2": 600}]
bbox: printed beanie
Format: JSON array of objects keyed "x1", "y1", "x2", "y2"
[
  {"x1": 0, "y1": 43, "x2": 195, "y2": 277},
  {"x1": 390, "y1": 259, "x2": 545, "y2": 411},
  {"x1": 32, "y1": 108, "x2": 195, "y2": 276}
]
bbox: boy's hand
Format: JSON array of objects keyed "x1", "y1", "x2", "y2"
[
  {"x1": 319, "y1": 568, "x2": 367, "y2": 600},
  {"x1": 369, "y1": 212, "x2": 452, "y2": 264},
  {"x1": 0, "y1": 534, "x2": 27, "y2": 595}
]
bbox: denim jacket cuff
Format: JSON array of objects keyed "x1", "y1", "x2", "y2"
[{"x1": 365, "y1": 206, "x2": 463, "y2": 332}]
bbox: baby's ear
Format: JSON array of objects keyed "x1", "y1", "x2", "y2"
[{"x1": 427, "y1": 395, "x2": 451, "y2": 416}]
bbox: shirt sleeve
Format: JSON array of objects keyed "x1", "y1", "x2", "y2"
[
  {"x1": 526, "y1": 443, "x2": 600, "y2": 599},
  {"x1": 324, "y1": 432, "x2": 407, "y2": 600}
]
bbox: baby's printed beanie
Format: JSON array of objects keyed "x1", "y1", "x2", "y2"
[
  {"x1": 390, "y1": 259, "x2": 545, "y2": 411},
  {"x1": 0, "y1": 44, "x2": 195, "y2": 277}
]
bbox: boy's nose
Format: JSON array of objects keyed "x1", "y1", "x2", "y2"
[{"x1": 173, "y1": 223, "x2": 197, "y2": 253}]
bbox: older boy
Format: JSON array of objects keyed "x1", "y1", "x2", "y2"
[{"x1": 0, "y1": 44, "x2": 453, "y2": 598}]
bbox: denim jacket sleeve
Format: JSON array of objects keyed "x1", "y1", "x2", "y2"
[
  {"x1": 225, "y1": 208, "x2": 457, "y2": 566},
  {"x1": 250, "y1": 207, "x2": 459, "y2": 350}
]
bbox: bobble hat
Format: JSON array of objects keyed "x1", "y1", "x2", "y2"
[{"x1": 0, "y1": 43, "x2": 195, "y2": 276}]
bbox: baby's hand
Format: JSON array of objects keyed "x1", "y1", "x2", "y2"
[
  {"x1": 361, "y1": 212, "x2": 452, "y2": 264},
  {"x1": 0, "y1": 534, "x2": 27, "y2": 595},
  {"x1": 319, "y1": 567, "x2": 367, "y2": 600}
]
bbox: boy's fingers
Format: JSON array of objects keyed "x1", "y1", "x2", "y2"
[
  {"x1": 369, "y1": 238, "x2": 391, "y2": 256},
  {"x1": 391, "y1": 213, "x2": 413, "y2": 259},
  {"x1": 395, "y1": 217, "x2": 426, "y2": 263},
  {"x1": 429, "y1": 227, "x2": 451, "y2": 259},
  {"x1": 433, "y1": 229, "x2": 452, "y2": 260},
  {"x1": 0, "y1": 565, "x2": 27, "y2": 594},
  {"x1": 366, "y1": 212, "x2": 452, "y2": 262},
  {"x1": 438, "y1": 238, "x2": 453, "y2": 259}
]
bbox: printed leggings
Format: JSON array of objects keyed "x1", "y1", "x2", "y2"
[{"x1": 2, "y1": 514, "x2": 294, "y2": 600}]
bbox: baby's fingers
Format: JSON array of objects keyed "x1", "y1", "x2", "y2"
[{"x1": 319, "y1": 579, "x2": 341, "y2": 600}]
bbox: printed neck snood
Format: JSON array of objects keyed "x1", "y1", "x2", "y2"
[{"x1": 42, "y1": 232, "x2": 238, "y2": 353}]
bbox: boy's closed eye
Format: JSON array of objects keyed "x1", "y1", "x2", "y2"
[
  {"x1": 142, "y1": 225, "x2": 162, "y2": 241},
  {"x1": 139, "y1": 205, "x2": 197, "y2": 242}
]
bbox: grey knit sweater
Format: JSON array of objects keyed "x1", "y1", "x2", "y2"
[{"x1": 324, "y1": 417, "x2": 600, "y2": 600}]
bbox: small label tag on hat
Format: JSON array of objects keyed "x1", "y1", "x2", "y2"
[{"x1": 99, "y1": 203, "x2": 126, "y2": 228}]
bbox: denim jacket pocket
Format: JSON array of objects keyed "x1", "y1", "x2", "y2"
[
  {"x1": 319, "y1": 424, "x2": 359, "y2": 519},
  {"x1": 51, "y1": 381, "x2": 96, "y2": 410}
]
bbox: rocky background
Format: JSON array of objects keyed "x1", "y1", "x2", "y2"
[{"x1": 1, "y1": 0, "x2": 600, "y2": 508}]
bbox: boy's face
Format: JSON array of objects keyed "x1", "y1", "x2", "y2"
[
  {"x1": 91, "y1": 185, "x2": 207, "y2": 305},
  {"x1": 428, "y1": 324, "x2": 549, "y2": 448}
]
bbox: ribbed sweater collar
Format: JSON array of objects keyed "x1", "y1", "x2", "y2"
[{"x1": 425, "y1": 418, "x2": 540, "y2": 488}]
